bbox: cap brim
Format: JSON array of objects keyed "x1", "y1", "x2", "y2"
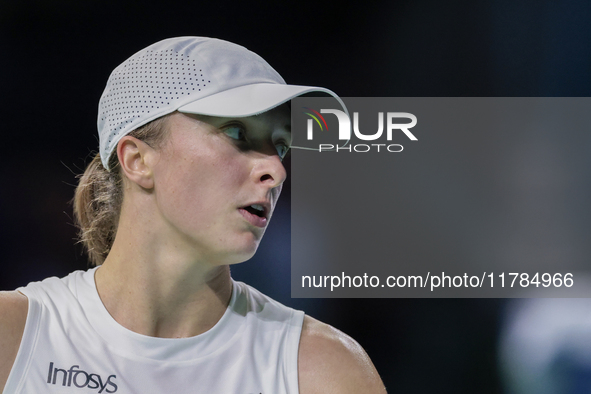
[{"x1": 177, "y1": 83, "x2": 346, "y2": 117}]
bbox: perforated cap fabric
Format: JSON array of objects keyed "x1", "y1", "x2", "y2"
[{"x1": 98, "y1": 36, "x2": 343, "y2": 170}]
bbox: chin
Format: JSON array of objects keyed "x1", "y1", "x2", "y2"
[
  {"x1": 239, "y1": 243, "x2": 260, "y2": 262},
  {"x1": 223, "y1": 236, "x2": 261, "y2": 265},
  {"x1": 195, "y1": 229, "x2": 263, "y2": 265}
]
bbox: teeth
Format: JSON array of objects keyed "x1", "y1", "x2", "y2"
[{"x1": 250, "y1": 204, "x2": 264, "y2": 212}]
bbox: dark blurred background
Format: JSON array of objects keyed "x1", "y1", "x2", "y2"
[{"x1": 2, "y1": 1, "x2": 591, "y2": 393}]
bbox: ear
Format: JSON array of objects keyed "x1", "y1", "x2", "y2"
[{"x1": 116, "y1": 136, "x2": 157, "y2": 189}]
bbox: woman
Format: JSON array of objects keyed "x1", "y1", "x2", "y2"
[{"x1": 0, "y1": 37, "x2": 385, "y2": 393}]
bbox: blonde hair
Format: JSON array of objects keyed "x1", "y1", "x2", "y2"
[{"x1": 73, "y1": 116, "x2": 170, "y2": 266}]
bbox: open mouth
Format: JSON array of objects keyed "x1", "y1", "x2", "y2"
[
  {"x1": 243, "y1": 204, "x2": 266, "y2": 218},
  {"x1": 239, "y1": 204, "x2": 268, "y2": 228}
]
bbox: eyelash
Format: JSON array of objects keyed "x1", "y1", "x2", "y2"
[
  {"x1": 222, "y1": 124, "x2": 290, "y2": 160},
  {"x1": 275, "y1": 141, "x2": 290, "y2": 160},
  {"x1": 223, "y1": 125, "x2": 247, "y2": 141}
]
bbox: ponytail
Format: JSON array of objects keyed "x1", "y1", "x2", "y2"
[{"x1": 73, "y1": 115, "x2": 170, "y2": 266}]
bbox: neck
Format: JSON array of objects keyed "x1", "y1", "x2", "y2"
[{"x1": 94, "y1": 216, "x2": 233, "y2": 339}]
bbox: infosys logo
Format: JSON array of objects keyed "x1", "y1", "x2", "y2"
[
  {"x1": 301, "y1": 108, "x2": 417, "y2": 152},
  {"x1": 47, "y1": 362, "x2": 118, "y2": 393}
]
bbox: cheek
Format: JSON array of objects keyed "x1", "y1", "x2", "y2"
[{"x1": 155, "y1": 144, "x2": 249, "y2": 222}]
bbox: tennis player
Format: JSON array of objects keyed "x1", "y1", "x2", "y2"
[{"x1": 0, "y1": 37, "x2": 386, "y2": 393}]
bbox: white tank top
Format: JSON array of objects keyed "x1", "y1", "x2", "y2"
[{"x1": 5, "y1": 268, "x2": 304, "y2": 394}]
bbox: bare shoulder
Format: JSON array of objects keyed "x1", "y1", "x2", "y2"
[
  {"x1": 0, "y1": 291, "x2": 28, "y2": 392},
  {"x1": 298, "y1": 315, "x2": 387, "y2": 394}
]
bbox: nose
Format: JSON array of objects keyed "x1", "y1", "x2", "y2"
[{"x1": 253, "y1": 152, "x2": 287, "y2": 189}]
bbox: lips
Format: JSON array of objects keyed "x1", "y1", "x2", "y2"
[
  {"x1": 238, "y1": 202, "x2": 270, "y2": 228},
  {"x1": 244, "y1": 204, "x2": 265, "y2": 217}
]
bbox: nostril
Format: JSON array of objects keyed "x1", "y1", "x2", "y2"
[{"x1": 260, "y1": 174, "x2": 273, "y2": 182}]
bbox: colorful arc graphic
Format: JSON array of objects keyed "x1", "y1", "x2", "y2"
[{"x1": 303, "y1": 107, "x2": 329, "y2": 131}]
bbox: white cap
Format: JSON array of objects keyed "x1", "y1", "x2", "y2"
[{"x1": 97, "y1": 36, "x2": 344, "y2": 169}]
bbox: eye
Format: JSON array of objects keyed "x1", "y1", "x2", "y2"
[
  {"x1": 223, "y1": 124, "x2": 247, "y2": 141},
  {"x1": 275, "y1": 142, "x2": 290, "y2": 160}
]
